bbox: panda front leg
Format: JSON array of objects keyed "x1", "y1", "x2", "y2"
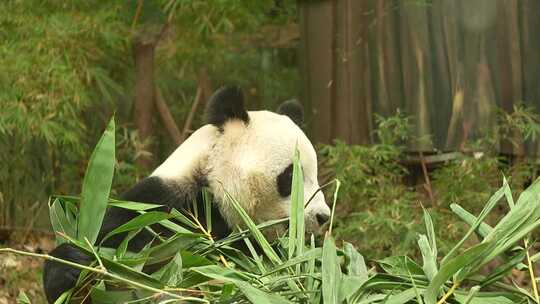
[
  {"x1": 43, "y1": 243, "x2": 93, "y2": 303},
  {"x1": 42, "y1": 177, "x2": 180, "y2": 303}
]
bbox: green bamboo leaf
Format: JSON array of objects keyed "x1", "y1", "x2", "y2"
[
  {"x1": 59, "y1": 232, "x2": 165, "y2": 289},
  {"x1": 420, "y1": 208, "x2": 438, "y2": 282},
  {"x1": 479, "y1": 251, "x2": 525, "y2": 287},
  {"x1": 108, "y1": 199, "x2": 163, "y2": 211},
  {"x1": 425, "y1": 243, "x2": 490, "y2": 304},
  {"x1": 378, "y1": 256, "x2": 424, "y2": 276},
  {"x1": 418, "y1": 234, "x2": 438, "y2": 282},
  {"x1": 144, "y1": 233, "x2": 204, "y2": 266},
  {"x1": 483, "y1": 178, "x2": 540, "y2": 244},
  {"x1": 442, "y1": 183, "x2": 505, "y2": 264},
  {"x1": 423, "y1": 207, "x2": 437, "y2": 261},
  {"x1": 322, "y1": 235, "x2": 341, "y2": 304},
  {"x1": 100, "y1": 211, "x2": 173, "y2": 245},
  {"x1": 453, "y1": 292, "x2": 515, "y2": 304},
  {"x1": 219, "y1": 283, "x2": 235, "y2": 302},
  {"x1": 306, "y1": 234, "x2": 318, "y2": 303},
  {"x1": 243, "y1": 236, "x2": 267, "y2": 274},
  {"x1": 203, "y1": 188, "x2": 213, "y2": 233},
  {"x1": 450, "y1": 204, "x2": 493, "y2": 238},
  {"x1": 384, "y1": 288, "x2": 418, "y2": 304},
  {"x1": 343, "y1": 242, "x2": 368, "y2": 281},
  {"x1": 90, "y1": 286, "x2": 142, "y2": 304},
  {"x1": 53, "y1": 290, "x2": 72, "y2": 304},
  {"x1": 477, "y1": 218, "x2": 540, "y2": 268},
  {"x1": 158, "y1": 251, "x2": 183, "y2": 287},
  {"x1": 461, "y1": 285, "x2": 480, "y2": 304},
  {"x1": 77, "y1": 117, "x2": 116, "y2": 244},
  {"x1": 116, "y1": 228, "x2": 142, "y2": 258},
  {"x1": 193, "y1": 266, "x2": 290, "y2": 304},
  {"x1": 339, "y1": 275, "x2": 366, "y2": 303},
  {"x1": 502, "y1": 176, "x2": 514, "y2": 209},
  {"x1": 223, "y1": 190, "x2": 282, "y2": 265},
  {"x1": 49, "y1": 198, "x2": 76, "y2": 245},
  {"x1": 261, "y1": 248, "x2": 322, "y2": 277},
  {"x1": 289, "y1": 148, "x2": 305, "y2": 259}
]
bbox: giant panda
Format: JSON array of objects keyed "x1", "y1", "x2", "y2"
[{"x1": 43, "y1": 86, "x2": 331, "y2": 303}]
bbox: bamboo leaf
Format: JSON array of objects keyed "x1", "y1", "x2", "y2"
[
  {"x1": 322, "y1": 235, "x2": 341, "y2": 304},
  {"x1": 425, "y1": 243, "x2": 490, "y2": 304},
  {"x1": 442, "y1": 183, "x2": 505, "y2": 264},
  {"x1": 158, "y1": 251, "x2": 183, "y2": 287},
  {"x1": 288, "y1": 148, "x2": 305, "y2": 259},
  {"x1": 100, "y1": 211, "x2": 173, "y2": 245},
  {"x1": 49, "y1": 198, "x2": 76, "y2": 245},
  {"x1": 223, "y1": 190, "x2": 282, "y2": 265},
  {"x1": 418, "y1": 235, "x2": 438, "y2": 282},
  {"x1": 343, "y1": 242, "x2": 368, "y2": 281},
  {"x1": 384, "y1": 288, "x2": 418, "y2": 304},
  {"x1": 450, "y1": 204, "x2": 493, "y2": 238},
  {"x1": 193, "y1": 266, "x2": 290, "y2": 304},
  {"x1": 77, "y1": 117, "x2": 115, "y2": 244},
  {"x1": 502, "y1": 176, "x2": 514, "y2": 209}
]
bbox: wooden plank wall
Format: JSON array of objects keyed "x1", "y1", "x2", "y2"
[{"x1": 299, "y1": 0, "x2": 540, "y2": 155}]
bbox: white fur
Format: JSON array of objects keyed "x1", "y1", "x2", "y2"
[
  {"x1": 153, "y1": 110, "x2": 330, "y2": 238},
  {"x1": 151, "y1": 125, "x2": 218, "y2": 180}
]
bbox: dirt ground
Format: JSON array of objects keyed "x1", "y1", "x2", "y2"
[{"x1": 0, "y1": 230, "x2": 55, "y2": 304}]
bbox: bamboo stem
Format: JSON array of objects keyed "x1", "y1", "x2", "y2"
[
  {"x1": 525, "y1": 238, "x2": 540, "y2": 303},
  {"x1": 188, "y1": 212, "x2": 230, "y2": 268},
  {"x1": 437, "y1": 281, "x2": 459, "y2": 304}
]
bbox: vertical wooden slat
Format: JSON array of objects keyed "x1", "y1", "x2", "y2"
[
  {"x1": 460, "y1": 0, "x2": 497, "y2": 147},
  {"x1": 496, "y1": 0, "x2": 523, "y2": 155},
  {"x1": 430, "y1": 0, "x2": 453, "y2": 149},
  {"x1": 372, "y1": 0, "x2": 404, "y2": 118},
  {"x1": 298, "y1": 0, "x2": 335, "y2": 144},
  {"x1": 333, "y1": 0, "x2": 371, "y2": 144},
  {"x1": 521, "y1": 0, "x2": 540, "y2": 155},
  {"x1": 440, "y1": 0, "x2": 465, "y2": 150},
  {"x1": 399, "y1": 1, "x2": 433, "y2": 151}
]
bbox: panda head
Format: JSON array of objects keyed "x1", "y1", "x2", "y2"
[{"x1": 151, "y1": 86, "x2": 330, "y2": 239}]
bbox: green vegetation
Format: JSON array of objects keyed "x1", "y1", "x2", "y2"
[
  {"x1": 0, "y1": 0, "x2": 299, "y2": 228},
  {"x1": 322, "y1": 107, "x2": 540, "y2": 260},
  {"x1": 3, "y1": 117, "x2": 540, "y2": 304}
]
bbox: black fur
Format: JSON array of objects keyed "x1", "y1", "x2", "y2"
[
  {"x1": 205, "y1": 85, "x2": 249, "y2": 128},
  {"x1": 277, "y1": 164, "x2": 294, "y2": 197},
  {"x1": 43, "y1": 243, "x2": 92, "y2": 304},
  {"x1": 277, "y1": 99, "x2": 304, "y2": 126},
  {"x1": 43, "y1": 176, "x2": 231, "y2": 303}
]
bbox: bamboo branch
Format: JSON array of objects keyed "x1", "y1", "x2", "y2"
[
  {"x1": 181, "y1": 86, "x2": 203, "y2": 142},
  {"x1": 131, "y1": 0, "x2": 144, "y2": 29},
  {"x1": 525, "y1": 238, "x2": 540, "y2": 303},
  {"x1": 155, "y1": 88, "x2": 182, "y2": 145},
  {"x1": 437, "y1": 281, "x2": 459, "y2": 304}
]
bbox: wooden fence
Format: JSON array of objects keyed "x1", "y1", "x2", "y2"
[{"x1": 299, "y1": 0, "x2": 540, "y2": 155}]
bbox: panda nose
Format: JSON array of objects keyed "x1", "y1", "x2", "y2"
[{"x1": 316, "y1": 213, "x2": 330, "y2": 226}]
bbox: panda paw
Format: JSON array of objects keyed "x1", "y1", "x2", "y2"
[{"x1": 43, "y1": 243, "x2": 92, "y2": 304}]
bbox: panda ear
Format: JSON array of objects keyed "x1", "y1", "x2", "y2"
[
  {"x1": 205, "y1": 85, "x2": 249, "y2": 127},
  {"x1": 277, "y1": 99, "x2": 304, "y2": 126}
]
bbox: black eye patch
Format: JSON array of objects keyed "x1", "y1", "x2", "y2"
[{"x1": 277, "y1": 164, "x2": 294, "y2": 197}]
